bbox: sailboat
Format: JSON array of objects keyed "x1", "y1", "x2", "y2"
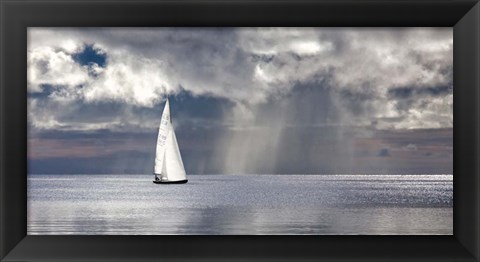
[{"x1": 153, "y1": 99, "x2": 188, "y2": 184}]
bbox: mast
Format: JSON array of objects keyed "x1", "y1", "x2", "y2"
[{"x1": 154, "y1": 99, "x2": 170, "y2": 177}]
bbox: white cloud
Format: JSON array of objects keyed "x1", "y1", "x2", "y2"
[
  {"x1": 289, "y1": 40, "x2": 332, "y2": 55},
  {"x1": 83, "y1": 52, "x2": 172, "y2": 107},
  {"x1": 27, "y1": 27, "x2": 453, "y2": 132},
  {"x1": 27, "y1": 46, "x2": 90, "y2": 93}
]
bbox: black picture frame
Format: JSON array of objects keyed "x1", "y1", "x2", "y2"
[{"x1": 1, "y1": 0, "x2": 478, "y2": 261}]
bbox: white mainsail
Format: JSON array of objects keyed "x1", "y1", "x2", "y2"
[{"x1": 154, "y1": 99, "x2": 187, "y2": 182}]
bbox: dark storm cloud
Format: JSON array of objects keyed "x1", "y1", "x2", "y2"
[
  {"x1": 27, "y1": 84, "x2": 56, "y2": 99},
  {"x1": 253, "y1": 81, "x2": 337, "y2": 126},
  {"x1": 337, "y1": 86, "x2": 380, "y2": 117},
  {"x1": 386, "y1": 85, "x2": 453, "y2": 115},
  {"x1": 377, "y1": 148, "x2": 390, "y2": 157},
  {"x1": 171, "y1": 90, "x2": 235, "y2": 128},
  {"x1": 388, "y1": 85, "x2": 452, "y2": 99}
]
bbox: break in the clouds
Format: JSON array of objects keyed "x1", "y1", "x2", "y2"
[{"x1": 27, "y1": 28, "x2": 453, "y2": 174}]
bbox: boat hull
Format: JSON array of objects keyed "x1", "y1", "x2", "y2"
[{"x1": 153, "y1": 179, "x2": 188, "y2": 184}]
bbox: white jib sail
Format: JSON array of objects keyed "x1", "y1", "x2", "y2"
[{"x1": 154, "y1": 99, "x2": 186, "y2": 181}]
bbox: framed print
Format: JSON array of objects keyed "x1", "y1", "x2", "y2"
[
  {"x1": 25, "y1": 26, "x2": 455, "y2": 236},
  {"x1": 1, "y1": 0, "x2": 479, "y2": 261}
]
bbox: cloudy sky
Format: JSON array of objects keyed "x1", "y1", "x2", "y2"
[{"x1": 27, "y1": 28, "x2": 453, "y2": 174}]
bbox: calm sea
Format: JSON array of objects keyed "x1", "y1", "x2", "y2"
[{"x1": 28, "y1": 174, "x2": 452, "y2": 235}]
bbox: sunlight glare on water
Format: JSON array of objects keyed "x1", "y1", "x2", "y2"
[{"x1": 28, "y1": 174, "x2": 453, "y2": 235}]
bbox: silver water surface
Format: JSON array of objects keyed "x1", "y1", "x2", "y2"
[{"x1": 28, "y1": 174, "x2": 453, "y2": 235}]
